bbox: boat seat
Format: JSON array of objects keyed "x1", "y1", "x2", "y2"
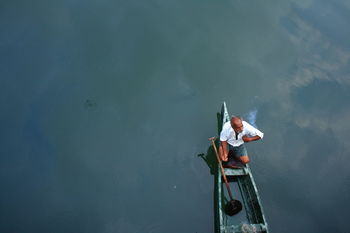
[
  {"x1": 222, "y1": 223, "x2": 268, "y2": 233},
  {"x1": 224, "y1": 167, "x2": 249, "y2": 176}
]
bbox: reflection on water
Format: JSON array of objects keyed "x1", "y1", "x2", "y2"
[
  {"x1": 1, "y1": 0, "x2": 350, "y2": 232},
  {"x1": 245, "y1": 109, "x2": 258, "y2": 128},
  {"x1": 84, "y1": 99, "x2": 97, "y2": 109}
]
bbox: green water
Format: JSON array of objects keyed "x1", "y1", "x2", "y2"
[{"x1": 1, "y1": 0, "x2": 350, "y2": 232}]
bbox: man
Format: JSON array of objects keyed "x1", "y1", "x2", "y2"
[{"x1": 219, "y1": 116, "x2": 264, "y2": 167}]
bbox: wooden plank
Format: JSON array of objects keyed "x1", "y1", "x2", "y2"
[
  {"x1": 224, "y1": 168, "x2": 249, "y2": 176},
  {"x1": 222, "y1": 223, "x2": 268, "y2": 232}
]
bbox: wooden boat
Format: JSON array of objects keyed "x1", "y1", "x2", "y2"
[{"x1": 215, "y1": 102, "x2": 269, "y2": 233}]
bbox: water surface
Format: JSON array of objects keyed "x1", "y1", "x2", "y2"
[{"x1": 1, "y1": 0, "x2": 350, "y2": 232}]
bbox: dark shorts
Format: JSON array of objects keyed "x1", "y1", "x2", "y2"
[{"x1": 220, "y1": 142, "x2": 248, "y2": 158}]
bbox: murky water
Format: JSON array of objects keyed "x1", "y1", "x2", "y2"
[{"x1": 1, "y1": 0, "x2": 350, "y2": 232}]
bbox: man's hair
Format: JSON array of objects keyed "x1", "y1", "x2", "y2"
[{"x1": 231, "y1": 115, "x2": 243, "y2": 121}]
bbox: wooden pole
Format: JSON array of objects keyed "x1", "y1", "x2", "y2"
[{"x1": 209, "y1": 137, "x2": 234, "y2": 201}]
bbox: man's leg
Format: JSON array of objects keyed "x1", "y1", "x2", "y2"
[
  {"x1": 227, "y1": 145, "x2": 235, "y2": 162},
  {"x1": 235, "y1": 144, "x2": 250, "y2": 164},
  {"x1": 221, "y1": 145, "x2": 240, "y2": 168},
  {"x1": 239, "y1": 155, "x2": 250, "y2": 164}
]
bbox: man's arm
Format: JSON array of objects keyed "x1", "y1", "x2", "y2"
[
  {"x1": 242, "y1": 135, "x2": 261, "y2": 143},
  {"x1": 242, "y1": 121, "x2": 264, "y2": 143}
]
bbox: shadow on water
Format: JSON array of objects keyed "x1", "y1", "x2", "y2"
[
  {"x1": 196, "y1": 112, "x2": 223, "y2": 233},
  {"x1": 197, "y1": 112, "x2": 223, "y2": 175},
  {"x1": 197, "y1": 146, "x2": 219, "y2": 233}
]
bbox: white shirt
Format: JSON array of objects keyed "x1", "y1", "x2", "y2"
[{"x1": 220, "y1": 121, "x2": 264, "y2": 147}]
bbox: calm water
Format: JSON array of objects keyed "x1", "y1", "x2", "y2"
[{"x1": 1, "y1": 0, "x2": 350, "y2": 232}]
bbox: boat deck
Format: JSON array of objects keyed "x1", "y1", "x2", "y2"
[{"x1": 218, "y1": 166, "x2": 268, "y2": 233}]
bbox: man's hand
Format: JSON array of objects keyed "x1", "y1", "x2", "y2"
[
  {"x1": 219, "y1": 150, "x2": 228, "y2": 161},
  {"x1": 221, "y1": 152, "x2": 228, "y2": 162},
  {"x1": 219, "y1": 140, "x2": 229, "y2": 161},
  {"x1": 242, "y1": 135, "x2": 251, "y2": 142}
]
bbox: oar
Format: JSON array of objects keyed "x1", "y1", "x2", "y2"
[{"x1": 209, "y1": 137, "x2": 242, "y2": 216}]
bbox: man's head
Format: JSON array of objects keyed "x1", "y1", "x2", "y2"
[{"x1": 230, "y1": 116, "x2": 243, "y2": 133}]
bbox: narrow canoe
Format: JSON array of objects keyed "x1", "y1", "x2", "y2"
[{"x1": 215, "y1": 102, "x2": 269, "y2": 233}]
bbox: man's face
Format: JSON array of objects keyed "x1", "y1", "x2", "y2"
[{"x1": 231, "y1": 119, "x2": 243, "y2": 133}]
